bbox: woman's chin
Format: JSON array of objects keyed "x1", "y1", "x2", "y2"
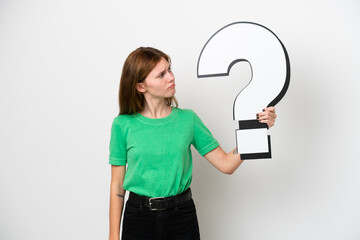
[{"x1": 166, "y1": 90, "x2": 176, "y2": 98}]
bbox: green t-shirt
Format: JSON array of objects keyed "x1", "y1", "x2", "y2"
[{"x1": 109, "y1": 107, "x2": 219, "y2": 198}]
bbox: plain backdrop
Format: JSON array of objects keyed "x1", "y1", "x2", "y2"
[{"x1": 1, "y1": 0, "x2": 359, "y2": 239}]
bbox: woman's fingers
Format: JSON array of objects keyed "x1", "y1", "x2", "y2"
[
  {"x1": 260, "y1": 119, "x2": 274, "y2": 128},
  {"x1": 266, "y1": 106, "x2": 275, "y2": 113},
  {"x1": 257, "y1": 112, "x2": 276, "y2": 121},
  {"x1": 256, "y1": 107, "x2": 277, "y2": 128}
]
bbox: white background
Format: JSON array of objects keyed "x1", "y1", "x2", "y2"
[{"x1": 1, "y1": 0, "x2": 359, "y2": 239}]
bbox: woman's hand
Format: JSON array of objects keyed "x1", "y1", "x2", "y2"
[{"x1": 256, "y1": 106, "x2": 277, "y2": 128}]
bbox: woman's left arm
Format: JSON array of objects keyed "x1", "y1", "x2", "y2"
[
  {"x1": 204, "y1": 146, "x2": 243, "y2": 175},
  {"x1": 204, "y1": 107, "x2": 277, "y2": 175}
]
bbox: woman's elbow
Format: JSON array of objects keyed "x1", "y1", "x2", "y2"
[
  {"x1": 219, "y1": 159, "x2": 243, "y2": 175},
  {"x1": 219, "y1": 165, "x2": 236, "y2": 175}
]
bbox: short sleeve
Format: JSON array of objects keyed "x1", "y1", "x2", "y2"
[
  {"x1": 191, "y1": 112, "x2": 220, "y2": 156},
  {"x1": 109, "y1": 118, "x2": 127, "y2": 165}
]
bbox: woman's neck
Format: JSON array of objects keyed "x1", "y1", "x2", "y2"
[{"x1": 140, "y1": 99, "x2": 172, "y2": 119}]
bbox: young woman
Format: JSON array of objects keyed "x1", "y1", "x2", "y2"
[{"x1": 108, "y1": 47, "x2": 276, "y2": 240}]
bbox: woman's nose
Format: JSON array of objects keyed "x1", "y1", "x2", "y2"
[{"x1": 167, "y1": 72, "x2": 175, "y2": 82}]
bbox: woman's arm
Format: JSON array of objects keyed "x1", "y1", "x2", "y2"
[
  {"x1": 109, "y1": 165, "x2": 126, "y2": 240},
  {"x1": 204, "y1": 107, "x2": 277, "y2": 175},
  {"x1": 204, "y1": 146, "x2": 243, "y2": 175},
  {"x1": 204, "y1": 146, "x2": 244, "y2": 175}
]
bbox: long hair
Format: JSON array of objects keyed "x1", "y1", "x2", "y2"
[{"x1": 118, "y1": 47, "x2": 178, "y2": 115}]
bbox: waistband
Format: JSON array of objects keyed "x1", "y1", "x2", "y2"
[{"x1": 128, "y1": 188, "x2": 192, "y2": 211}]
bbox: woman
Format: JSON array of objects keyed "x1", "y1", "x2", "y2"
[{"x1": 109, "y1": 47, "x2": 276, "y2": 240}]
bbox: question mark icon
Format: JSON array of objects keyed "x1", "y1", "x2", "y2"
[{"x1": 197, "y1": 22, "x2": 290, "y2": 160}]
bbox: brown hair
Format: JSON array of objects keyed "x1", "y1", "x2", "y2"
[{"x1": 118, "y1": 47, "x2": 178, "y2": 115}]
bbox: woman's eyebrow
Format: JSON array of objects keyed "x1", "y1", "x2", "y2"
[{"x1": 156, "y1": 68, "x2": 167, "y2": 77}]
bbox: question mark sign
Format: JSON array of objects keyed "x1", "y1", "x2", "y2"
[{"x1": 197, "y1": 22, "x2": 290, "y2": 160}]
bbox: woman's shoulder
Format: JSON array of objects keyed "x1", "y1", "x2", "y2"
[
  {"x1": 174, "y1": 107, "x2": 196, "y2": 117},
  {"x1": 112, "y1": 113, "x2": 138, "y2": 126}
]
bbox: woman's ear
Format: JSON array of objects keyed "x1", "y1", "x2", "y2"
[{"x1": 136, "y1": 83, "x2": 146, "y2": 93}]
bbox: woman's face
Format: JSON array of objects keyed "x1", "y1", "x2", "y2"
[{"x1": 138, "y1": 58, "x2": 175, "y2": 100}]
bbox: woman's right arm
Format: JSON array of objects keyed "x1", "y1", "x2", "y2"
[{"x1": 109, "y1": 165, "x2": 126, "y2": 240}]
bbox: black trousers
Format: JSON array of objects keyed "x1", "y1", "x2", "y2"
[{"x1": 122, "y1": 195, "x2": 200, "y2": 240}]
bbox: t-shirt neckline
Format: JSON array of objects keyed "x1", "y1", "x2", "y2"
[{"x1": 135, "y1": 107, "x2": 178, "y2": 124}]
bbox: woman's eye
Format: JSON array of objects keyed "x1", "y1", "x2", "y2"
[{"x1": 158, "y1": 68, "x2": 171, "y2": 78}]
